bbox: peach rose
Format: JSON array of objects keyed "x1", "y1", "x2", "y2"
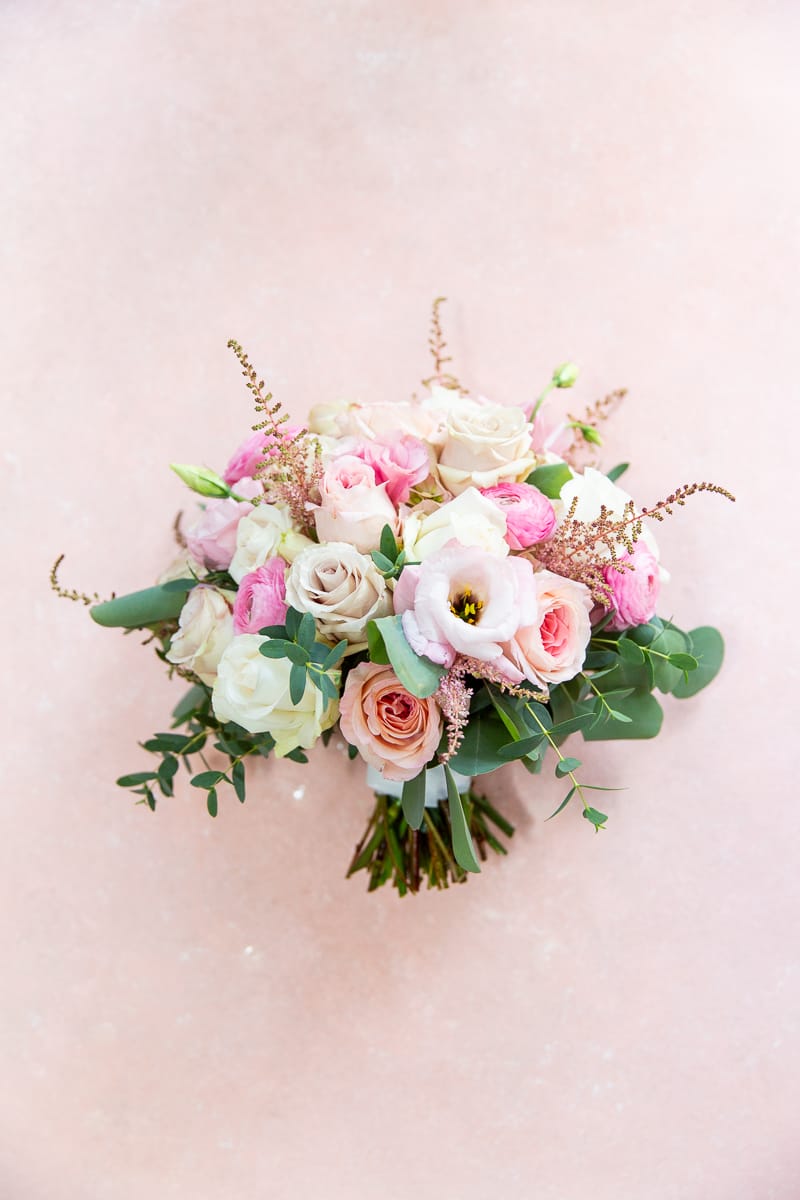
[
  {"x1": 501, "y1": 570, "x2": 592, "y2": 687},
  {"x1": 339, "y1": 662, "x2": 443, "y2": 783}
]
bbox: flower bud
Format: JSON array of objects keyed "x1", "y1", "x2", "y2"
[
  {"x1": 578, "y1": 423, "x2": 602, "y2": 446},
  {"x1": 170, "y1": 463, "x2": 231, "y2": 499},
  {"x1": 552, "y1": 362, "x2": 579, "y2": 388}
]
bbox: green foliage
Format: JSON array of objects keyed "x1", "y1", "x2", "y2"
[
  {"x1": 525, "y1": 462, "x2": 573, "y2": 498},
  {"x1": 90, "y1": 581, "x2": 195, "y2": 628},
  {"x1": 366, "y1": 615, "x2": 444, "y2": 698},
  {"x1": 401, "y1": 771, "x2": 427, "y2": 831},
  {"x1": 606, "y1": 462, "x2": 630, "y2": 483},
  {"x1": 258, "y1": 607, "x2": 345, "y2": 707},
  {"x1": 444, "y1": 764, "x2": 481, "y2": 873},
  {"x1": 370, "y1": 524, "x2": 411, "y2": 580},
  {"x1": 672, "y1": 627, "x2": 725, "y2": 698}
]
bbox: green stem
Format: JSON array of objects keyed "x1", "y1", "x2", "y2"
[{"x1": 524, "y1": 703, "x2": 590, "y2": 813}]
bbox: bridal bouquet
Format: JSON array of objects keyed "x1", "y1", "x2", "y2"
[{"x1": 54, "y1": 302, "x2": 733, "y2": 893}]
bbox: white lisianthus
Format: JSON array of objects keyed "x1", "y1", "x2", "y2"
[
  {"x1": 229, "y1": 503, "x2": 313, "y2": 583},
  {"x1": 401, "y1": 487, "x2": 509, "y2": 561},
  {"x1": 558, "y1": 467, "x2": 666, "y2": 573},
  {"x1": 285, "y1": 542, "x2": 391, "y2": 644},
  {"x1": 165, "y1": 585, "x2": 234, "y2": 685},
  {"x1": 437, "y1": 399, "x2": 536, "y2": 495},
  {"x1": 212, "y1": 635, "x2": 338, "y2": 754}
]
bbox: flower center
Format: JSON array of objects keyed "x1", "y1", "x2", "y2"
[{"x1": 450, "y1": 586, "x2": 483, "y2": 625}]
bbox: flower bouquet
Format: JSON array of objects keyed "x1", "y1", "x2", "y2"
[{"x1": 54, "y1": 301, "x2": 734, "y2": 893}]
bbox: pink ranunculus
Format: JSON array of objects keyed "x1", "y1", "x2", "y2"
[
  {"x1": 480, "y1": 482, "x2": 556, "y2": 550},
  {"x1": 185, "y1": 476, "x2": 262, "y2": 571},
  {"x1": 602, "y1": 540, "x2": 660, "y2": 630},
  {"x1": 223, "y1": 427, "x2": 303, "y2": 485},
  {"x1": 314, "y1": 454, "x2": 399, "y2": 553},
  {"x1": 339, "y1": 661, "x2": 443, "y2": 783},
  {"x1": 232, "y1": 559, "x2": 288, "y2": 635},
  {"x1": 501, "y1": 570, "x2": 592, "y2": 687},
  {"x1": 393, "y1": 543, "x2": 538, "y2": 671},
  {"x1": 356, "y1": 435, "x2": 432, "y2": 505}
]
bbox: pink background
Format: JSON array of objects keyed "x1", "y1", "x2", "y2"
[{"x1": 2, "y1": 3, "x2": 798, "y2": 1197}]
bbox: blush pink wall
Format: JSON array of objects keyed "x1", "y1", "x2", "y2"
[{"x1": 2, "y1": 2, "x2": 797, "y2": 1197}]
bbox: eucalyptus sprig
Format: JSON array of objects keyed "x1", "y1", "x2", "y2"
[
  {"x1": 258, "y1": 606, "x2": 347, "y2": 706},
  {"x1": 370, "y1": 524, "x2": 412, "y2": 581}
]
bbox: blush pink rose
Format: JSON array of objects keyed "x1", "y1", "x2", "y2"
[
  {"x1": 393, "y1": 543, "x2": 538, "y2": 672},
  {"x1": 355, "y1": 436, "x2": 431, "y2": 505},
  {"x1": 339, "y1": 661, "x2": 443, "y2": 782},
  {"x1": 223, "y1": 427, "x2": 302, "y2": 485},
  {"x1": 185, "y1": 477, "x2": 262, "y2": 571},
  {"x1": 232, "y1": 559, "x2": 288, "y2": 634},
  {"x1": 480, "y1": 482, "x2": 556, "y2": 550},
  {"x1": 602, "y1": 540, "x2": 660, "y2": 630},
  {"x1": 314, "y1": 455, "x2": 399, "y2": 553},
  {"x1": 500, "y1": 570, "x2": 592, "y2": 686}
]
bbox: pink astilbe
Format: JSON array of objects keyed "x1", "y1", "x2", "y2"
[{"x1": 434, "y1": 669, "x2": 473, "y2": 762}]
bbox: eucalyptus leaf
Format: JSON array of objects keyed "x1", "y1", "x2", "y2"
[
  {"x1": 606, "y1": 462, "x2": 630, "y2": 483},
  {"x1": 370, "y1": 615, "x2": 444, "y2": 698},
  {"x1": 289, "y1": 662, "x2": 307, "y2": 705},
  {"x1": 583, "y1": 691, "x2": 663, "y2": 740},
  {"x1": 90, "y1": 581, "x2": 194, "y2": 628},
  {"x1": 672, "y1": 627, "x2": 725, "y2": 698},
  {"x1": 444, "y1": 765, "x2": 481, "y2": 873},
  {"x1": 555, "y1": 756, "x2": 581, "y2": 777},
  {"x1": 401, "y1": 771, "x2": 426, "y2": 830},
  {"x1": 449, "y1": 714, "x2": 511, "y2": 776}
]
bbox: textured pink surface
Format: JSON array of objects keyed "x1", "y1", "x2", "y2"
[{"x1": 3, "y1": 3, "x2": 798, "y2": 1197}]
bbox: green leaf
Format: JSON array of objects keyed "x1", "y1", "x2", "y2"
[
  {"x1": 401, "y1": 771, "x2": 427, "y2": 830},
  {"x1": 370, "y1": 551, "x2": 395, "y2": 573},
  {"x1": 157, "y1": 755, "x2": 179, "y2": 797},
  {"x1": 143, "y1": 732, "x2": 195, "y2": 753},
  {"x1": 283, "y1": 642, "x2": 310, "y2": 666},
  {"x1": 366, "y1": 620, "x2": 391, "y2": 664},
  {"x1": 285, "y1": 607, "x2": 301, "y2": 640},
  {"x1": 323, "y1": 642, "x2": 348, "y2": 671},
  {"x1": 649, "y1": 626, "x2": 688, "y2": 693},
  {"x1": 525, "y1": 462, "x2": 573, "y2": 499},
  {"x1": 672, "y1": 627, "x2": 725, "y2": 699},
  {"x1": 449, "y1": 714, "x2": 512, "y2": 776},
  {"x1": 444, "y1": 764, "x2": 481, "y2": 873},
  {"x1": 547, "y1": 787, "x2": 576, "y2": 820},
  {"x1": 380, "y1": 524, "x2": 399, "y2": 561},
  {"x1": 583, "y1": 806, "x2": 608, "y2": 830},
  {"x1": 369, "y1": 615, "x2": 444, "y2": 699},
  {"x1": 548, "y1": 712, "x2": 596, "y2": 738},
  {"x1": 117, "y1": 771, "x2": 157, "y2": 787},
  {"x1": 143, "y1": 786, "x2": 157, "y2": 812},
  {"x1": 297, "y1": 612, "x2": 316, "y2": 650},
  {"x1": 289, "y1": 662, "x2": 307, "y2": 705},
  {"x1": 258, "y1": 624, "x2": 287, "y2": 639},
  {"x1": 606, "y1": 708, "x2": 633, "y2": 723},
  {"x1": 555, "y1": 756, "x2": 581, "y2": 777},
  {"x1": 90, "y1": 581, "x2": 194, "y2": 628},
  {"x1": 583, "y1": 691, "x2": 663, "y2": 740},
  {"x1": 206, "y1": 788, "x2": 218, "y2": 817},
  {"x1": 191, "y1": 770, "x2": 227, "y2": 788},
  {"x1": 259, "y1": 639, "x2": 293, "y2": 658},
  {"x1": 232, "y1": 760, "x2": 246, "y2": 803},
  {"x1": 496, "y1": 733, "x2": 546, "y2": 762},
  {"x1": 284, "y1": 747, "x2": 309, "y2": 764},
  {"x1": 617, "y1": 637, "x2": 645, "y2": 665},
  {"x1": 171, "y1": 685, "x2": 209, "y2": 724},
  {"x1": 669, "y1": 652, "x2": 698, "y2": 671},
  {"x1": 606, "y1": 462, "x2": 630, "y2": 483}
]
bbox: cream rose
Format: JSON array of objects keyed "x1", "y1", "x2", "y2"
[
  {"x1": 401, "y1": 487, "x2": 509, "y2": 561},
  {"x1": 501, "y1": 570, "x2": 592, "y2": 687},
  {"x1": 229, "y1": 503, "x2": 313, "y2": 583},
  {"x1": 165, "y1": 585, "x2": 234, "y2": 685},
  {"x1": 339, "y1": 662, "x2": 443, "y2": 783},
  {"x1": 437, "y1": 399, "x2": 536, "y2": 495},
  {"x1": 308, "y1": 385, "x2": 457, "y2": 445},
  {"x1": 285, "y1": 542, "x2": 391, "y2": 645},
  {"x1": 211, "y1": 634, "x2": 338, "y2": 754}
]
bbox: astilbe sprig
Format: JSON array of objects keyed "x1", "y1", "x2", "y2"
[{"x1": 226, "y1": 338, "x2": 323, "y2": 534}]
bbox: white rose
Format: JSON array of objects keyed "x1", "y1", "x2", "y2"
[
  {"x1": 402, "y1": 487, "x2": 509, "y2": 561},
  {"x1": 229, "y1": 503, "x2": 314, "y2": 583},
  {"x1": 437, "y1": 399, "x2": 536, "y2": 495},
  {"x1": 285, "y1": 542, "x2": 391, "y2": 644},
  {"x1": 558, "y1": 467, "x2": 665, "y2": 572},
  {"x1": 212, "y1": 634, "x2": 338, "y2": 755},
  {"x1": 165, "y1": 585, "x2": 234, "y2": 685}
]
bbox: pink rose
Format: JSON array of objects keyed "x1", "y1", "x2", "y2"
[
  {"x1": 501, "y1": 570, "x2": 592, "y2": 686},
  {"x1": 355, "y1": 436, "x2": 431, "y2": 505},
  {"x1": 223, "y1": 427, "x2": 303, "y2": 485},
  {"x1": 480, "y1": 482, "x2": 556, "y2": 550},
  {"x1": 314, "y1": 455, "x2": 399, "y2": 553},
  {"x1": 393, "y1": 543, "x2": 538, "y2": 672},
  {"x1": 232, "y1": 559, "x2": 288, "y2": 634},
  {"x1": 185, "y1": 477, "x2": 262, "y2": 571},
  {"x1": 603, "y1": 540, "x2": 660, "y2": 630},
  {"x1": 339, "y1": 661, "x2": 443, "y2": 782},
  {"x1": 528, "y1": 408, "x2": 573, "y2": 457}
]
